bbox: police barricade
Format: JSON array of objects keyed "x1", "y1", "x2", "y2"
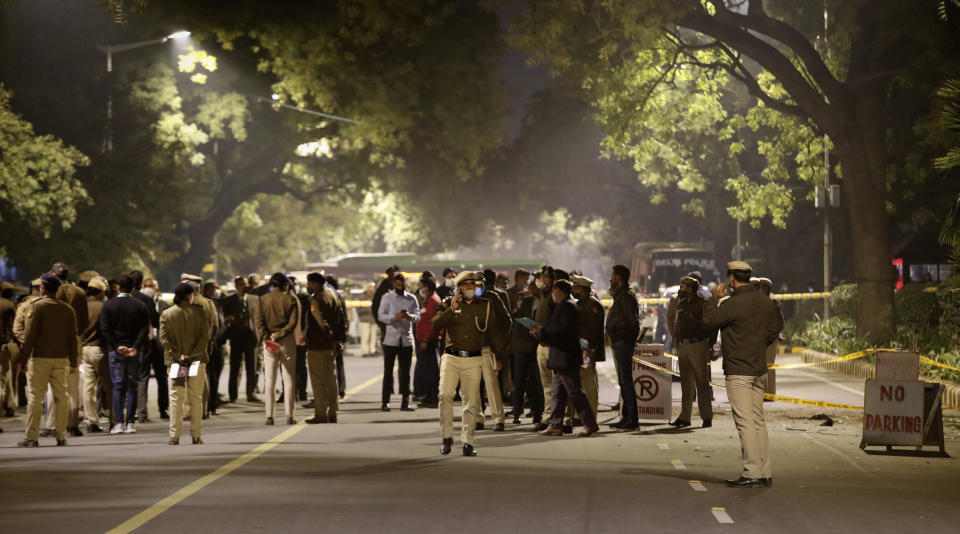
[
  {"x1": 860, "y1": 351, "x2": 945, "y2": 453},
  {"x1": 632, "y1": 343, "x2": 672, "y2": 422}
]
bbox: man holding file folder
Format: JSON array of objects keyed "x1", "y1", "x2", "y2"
[{"x1": 159, "y1": 283, "x2": 210, "y2": 445}]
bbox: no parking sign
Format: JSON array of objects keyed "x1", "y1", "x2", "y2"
[{"x1": 633, "y1": 344, "x2": 672, "y2": 422}]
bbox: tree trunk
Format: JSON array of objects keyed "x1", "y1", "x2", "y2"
[{"x1": 833, "y1": 96, "x2": 896, "y2": 342}]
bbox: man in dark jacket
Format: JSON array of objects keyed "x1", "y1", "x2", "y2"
[
  {"x1": 531, "y1": 280, "x2": 598, "y2": 437},
  {"x1": 566, "y1": 275, "x2": 604, "y2": 427},
  {"x1": 605, "y1": 264, "x2": 640, "y2": 430},
  {"x1": 130, "y1": 270, "x2": 167, "y2": 423},
  {"x1": 510, "y1": 292, "x2": 542, "y2": 425},
  {"x1": 370, "y1": 265, "x2": 399, "y2": 347},
  {"x1": 100, "y1": 275, "x2": 150, "y2": 435},
  {"x1": 703, "y1": 261, "x2": 783, "y2": 488}
]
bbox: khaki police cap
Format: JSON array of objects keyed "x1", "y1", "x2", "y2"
[
  {"x1": 77, "y1": 270, "x2": 100, "y2": 283},
  {"x1": 88, "y1": 279, "x2": 108, "y2": 292},
  {"x1": 204, "y1": 278, "x2": 218, "y2": 287},
  {"x1": 726, "y1": 260, "x2": 752, "y2": 272},
  {"x1": 571, "y1": 275, "x2": 594, "y2": 288},
  {"x1": 454, "y1": 271, "x2": 476, "y2": 286},
  {"x1": 1, "y1": 281, "x2": 13, "y2": 291},
  {"x1": 180, "y1": 273, "x2": 203, "y2": 283},
  {"x1": 753, "y1": 277, "x2": 773, "y2": 287}
]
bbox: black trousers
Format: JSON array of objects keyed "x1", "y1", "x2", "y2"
[
  {"x1": 336, "y1": 347, "x2": 346, "y2": 396},
  {"x1": 512, "y1": 350, "x2": 542, "y2": 417},
  {"x1": 547, "y1": 368, "x2": 596, "y2": 429},
  {"x1": 228, "y1": 331, "x2": 257, "y2": 400},
  {"x1": 136, "y1": 339, "x2": 168, "y2": 420},
  {"x1": 416, "y1": 341, "x2": 440, "y2": 403},
  {"x1": 382, "y1": 344, "x2": 413, "y2": 405},
  {"x1": 206, "y1": 343, "x2": 224, "y2": 412},
  {"x1": 295, "y1": 344, "x2": 308, "y2": 401},
  {"x1": 612, "y1": 338, "x2": 638, "y2": 425}
]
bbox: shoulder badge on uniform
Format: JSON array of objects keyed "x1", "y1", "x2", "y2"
[
  {"x1": 718, "y1": 296, "x2": 731, "y2": 306},
  {"x1": 27, "y1": 310, "x2": 34, "y2": 318}
]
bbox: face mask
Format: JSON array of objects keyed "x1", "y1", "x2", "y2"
[
  {"x1": 395, "y1": 287, "x2": 404, "y2": 295},
  {"x1": 461, "y1": 289, "x2": 475, "y2": 299},
  {"x1": 535, "y1": 280, "x2": 546, "y2": 290},
  {"x1": 419, "y1": 289, "x2": 427, "y2": 298}
]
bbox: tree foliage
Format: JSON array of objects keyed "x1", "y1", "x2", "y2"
[{"x1": 0, "y1": 85, "x2": 89, "y2": 241}]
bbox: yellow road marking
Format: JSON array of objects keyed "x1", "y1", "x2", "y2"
[{"x1": 105, "y1": 372, "x2": 384, "y2": 534}]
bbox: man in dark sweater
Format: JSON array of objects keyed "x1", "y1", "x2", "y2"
[
  {"x1": 100, "y1": 275, "x2": 149, "y2": 435},
  {"x1": 130, "y1": 270, "x2": 167, "y2": 423}
]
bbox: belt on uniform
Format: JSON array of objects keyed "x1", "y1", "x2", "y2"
[
  {"x1": 444, "y1": 348, "x2": 482, "y2": 357},
  {"x1": 677, "y1": 337, "x2": 706, "y2": 344}
]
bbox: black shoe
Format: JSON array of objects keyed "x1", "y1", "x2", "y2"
[
  {"x1": 512, "y1": 417, "x2": 522, "y2": 425},
  {"x1": 441, "y1": 437, "x2": 453, "y2": 456},
  {"x1": 701, "y1": 419, "x2": 712, "y2": 428},
  {"x1": 339, "y1": 391, "x2": 345, "y2": 399},
  {"x1": 159, "y1": 411, "x2": 169, "y2": 420},
  {"x1": 571, "y1": 418, "x2": 582, "y2": 427},
  {"x1": 524, "y1": 410, "x2": 536, "y2": 418},
  {"x1": 305, "y1": 416, "x2": 327, "y2": 424},
  {"x1": 462, "y1": 443, "x2": 478, "y2": 457},
  {"x1": 3, "y1": 407, "x2": 14, "y2": 417},
  {"x1": 475, "y1": 422, "x2": 485, "y2": 431},
  {"x1": 533, "y1": 423, "x2": 548, "y2": 432},
  {"x1": 381, "y1": 404, "x2": 391, "y2": 412},
  {"x1": 562, "y1": 425, "x2": 573, "y2": 434},
  {"x1": 611, "y1": 420, "x2": 639, "y2": 430},
  {"x1": 192, "y1": 437, "x2": 203, "y2": 445},
  {"x1": 400, "y1": 398, "x2": 416, "y2": 412},
  {"x1": 607, "y1": 419, "x2": 625, "y2": 429},
  {"x1": 67, "y1": 427, "x2": 83, "y2": 437},
  {"x1": 725, "y1": 477, "x2": 766, "y2": 488},
  {"x1": 669, "y1": 419, "x2": 691, "y2": 428},
  {"x1": 494, "y1": 422, "x2": 505, "y2": 432},
  {"x1": 531, "y1": 414, "x2": 542, "y2": 425},
  {"x1": 17, "y1": 439, "x2": 39, "y2": 447},
  {"x1": 56, "y1": 439, "x2": 67, "y2": 446}
]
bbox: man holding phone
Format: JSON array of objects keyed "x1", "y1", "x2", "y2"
[
  {"x1": 432, "y1": 271, "x2": 501, "y2": 456},
  {"x1": 378, "y1": 273, "x2": 421, "y2": 412}
]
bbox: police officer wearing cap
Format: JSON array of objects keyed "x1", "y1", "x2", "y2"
[
  {"x1": 18, "y1": 273, "x2": 79, "y2": 447},
  {"x1": 703, "y1": 261, "x2": 783, "y2": 487},
  {"x1": 566, "y1": 275, "x2": 604, "y2": 427},
  {"x1": 432, "y1": 271, "x2": 497, "y2": 456},
  {"x1": 257, "y1": 273, "x2": 299, "y2": 425},
  {"x1": 666, "y1": 272, "x2": 717, "y2": 428},
  {"x1": 80, "y1": 278, "x2": 109, "y2": 432},
  {"x1": 160, "y1": 282, "x2": 210, "y2": 445}
]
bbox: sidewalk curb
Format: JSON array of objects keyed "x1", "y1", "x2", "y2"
[{"x1": 800, "y1": 349, "x2": 960, "y2": 408}]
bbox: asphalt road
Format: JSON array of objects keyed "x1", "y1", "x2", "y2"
[{"x1": 1, "y1": 347, "x2": 958, "y2": 534}]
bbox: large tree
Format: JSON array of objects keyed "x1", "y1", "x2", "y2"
[{"x1": 511, "y1": 0, "x2": 960, "y2": 340}]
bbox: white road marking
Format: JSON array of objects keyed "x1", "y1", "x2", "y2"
[
  {"x1": 689, "y1": 480, "x2": 707, "y2": 491},
  {"x1": 671, "y1": 459, "x2": 687, "y2": 470},
  {"x1": 657, "y1": 441, "x2": 670, "y2": 450},
  {"x1": 801, "y1": 432, "x2": 874, "y2": 476},
  {"x1": 712, "y1": 507, "x2": 734, "y2": 524},
  {"x1": 795, "y1": 368, "x2": 864, "y2": 396}
]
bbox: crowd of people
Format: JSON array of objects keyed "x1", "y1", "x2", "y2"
[{"x1": 0, "y1": 259, "x2": 784, "y2": 487}]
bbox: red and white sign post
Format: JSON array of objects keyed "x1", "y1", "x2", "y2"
[{"x1": 633, "y1": 344, "x2": 672, "y2": 422}]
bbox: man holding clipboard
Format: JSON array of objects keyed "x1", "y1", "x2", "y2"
[{"x1": 159, "y1": 283, "x2": 210, "y2": 445}]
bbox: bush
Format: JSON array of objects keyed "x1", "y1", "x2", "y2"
[
  {"x1": 830, "y1": 283, "x2": 860, "y2": 320},
  {"x1": 938, "y1": 275, "x2": 960, "y2": 347},
  {"x1": 894, "y1": 283, "x2": 940, "y2": 351},
  {"x1": 785, "y1": 315, "x2": 874, "y2": 355}
]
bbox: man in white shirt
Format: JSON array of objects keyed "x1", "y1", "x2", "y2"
[{"x1": 377, "y1": 273, "x2": 420, "y2": 412}]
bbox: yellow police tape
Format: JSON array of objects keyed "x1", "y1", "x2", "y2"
[
  {"x1": 919, "y1": 355, "x2": 960, "y2": 373},
  {"x1": 662, "y1": 347, "x2": 888, "y2": 370},
  {"x1": 632, "y1": 356, "x2": 865, "y2": 409}
]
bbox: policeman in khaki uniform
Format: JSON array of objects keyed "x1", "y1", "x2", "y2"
[
  {"x1": 666, "y1": 272, "x2": 717, "y2": 428},
  {"x1": 0, "y1": 282, "x2": 16, "y2": 419},
  {"x1": 751, "y1": 277, "x2": 784, "y2": 396},
  {"x1": 477, "y1": 270, "x2": 511, "y2": 431},
  {"x1": 565, "y1": 275, "x2": 604, "y2": 427},
  {"x1": 159, "y1": 283, "x2": 210, "y2": 445},
  {"x1": 80, "y1": 279, "x2": 110, "y2": 432},
  {"x1": 702, "y1": 261, "x2": 783, "y2": 488},
  {"x1": 303, "y1": 272, "x2": 345, "y2": 424},
  {"x1": 433, "y1": 271, "x2": 505, "y2": 457},
  {"x1": 257, "y1": 273, "x2": 299, "y2": 425},
  {"x1": 181, "y1": 274, "x2": 219, "y2": 418},
  {"x1": 18, "y1": 273, "x2": 79, "y2": 447}
]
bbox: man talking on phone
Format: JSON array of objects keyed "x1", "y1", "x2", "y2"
[{"x1": 432, "y1": 271, "x2": 505, "y2": 456}]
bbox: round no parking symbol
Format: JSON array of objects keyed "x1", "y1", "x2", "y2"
[{"x1": 635, "y1": 375, "x2": 659, "y2": 402}]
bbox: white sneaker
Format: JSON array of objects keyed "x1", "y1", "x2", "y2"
[
  {"x1": 110, "y1": 424, "x2": 124, "y2": 434},
  {"x1": 124, "y1": 423, "x2": 136, "y2": 434}
]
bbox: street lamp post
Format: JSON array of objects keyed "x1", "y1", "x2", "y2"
[{"x1": 96, "y1": 31, "x2": 190, "y2": 153}]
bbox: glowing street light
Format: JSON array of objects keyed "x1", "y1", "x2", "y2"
[{"x1": 166, "y1": 30, "x2": 192, "y2": 41}]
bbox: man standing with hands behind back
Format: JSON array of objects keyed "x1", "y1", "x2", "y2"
[
  {"x1": 100, "y1": 275, "x2": 150, "y2": 435},
  {"x1": 605, "y1": 265, "x2": 640, "y2": 431},
  {"x1": 703, "y1": 261, "x2": 783, "y2": 488}
]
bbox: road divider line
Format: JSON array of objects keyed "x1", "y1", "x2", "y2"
[
  {"x1": 794, "y1": 368, "x2": 864, "y2": 396},
  {"x1": 656, "y1": 441, "x2": 669, "y2": 450},
  {"x1": 689, "y1": 480, "x2": 707, "y2": 492},
  {"x1": 671, "y1": 459, "x2": 687, "y2": 470},
  {"x1": 105, "y1": 372, "x2": 384, "y2": 534},
  {"x1": 712, "y1": 507, "x2": 734, "y2": 524}
]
